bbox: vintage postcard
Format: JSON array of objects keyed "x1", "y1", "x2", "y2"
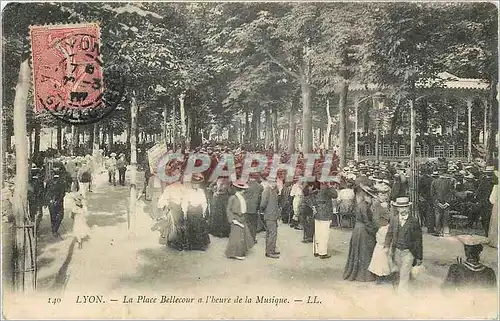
[{"x1": 1, "y1": 1, "x2": 498, "y2": 319}]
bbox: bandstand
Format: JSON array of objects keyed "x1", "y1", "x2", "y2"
[{"x1": 349, "y1": 72, "x2": 490, "y2": 222}]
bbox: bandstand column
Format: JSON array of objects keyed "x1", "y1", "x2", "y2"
[{"x1": 467, "y1": 97, "x2": 473, "y2": 162}]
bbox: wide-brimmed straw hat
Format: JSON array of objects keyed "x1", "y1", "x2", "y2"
[
  {"x1": 233, "y1": 180, "x2": 249, "y2": 189},
  {"x1": 456, "y1": 234, "x2": 489, "y2": 246},
  {"x1": 391, "y1": 197, "x2": 412, "y2": 207},
  {"x1": 359, "y1": 183, "x2": 377, "y2": 198},
  {"x1": 191, "y1": 173, "x2": 205, "y2": 183}
]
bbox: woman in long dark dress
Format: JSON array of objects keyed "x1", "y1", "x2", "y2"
[
  {"x1": 225, "y1": 181, "x2": 254, "y2": 260},
  {"x1": 300, "y1": 183, "x2": 316, "y2": 243},
  {"x1": 343, "y1": 182, "x2": 378, "y2": 282},
  {"x1": 182, "y1": 175, "x2": 210, "y2": 251},
  {"x1": 209, "y1": 178, "x2": 231, "y2": 237}
]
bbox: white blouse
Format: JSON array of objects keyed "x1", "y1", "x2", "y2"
[{"x1": 181, "y1": 188, "x2": 207, "y2": 214}]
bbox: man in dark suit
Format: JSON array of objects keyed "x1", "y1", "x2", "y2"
[
  {"x1": 384, "y1": 197, "x2": 423, "y2": 294},
  {"x1": 244, "y1": 174, "x2": 263, "y2": 243},
  {"x1": 260, "y1": 180, "x2": 280, "y2": 259},
  {"x1": 430, "y1": 166, "x2": 455, "y2": 236}
]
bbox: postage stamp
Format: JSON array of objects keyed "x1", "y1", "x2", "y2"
[{"x1": 30, "y1": 23, "x2": 115, "y2": 125}]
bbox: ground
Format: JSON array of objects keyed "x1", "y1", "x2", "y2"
[{"x1": 2, "y1": 169, "x2": 499, "y2": 319}]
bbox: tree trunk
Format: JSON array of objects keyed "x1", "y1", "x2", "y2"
[
  {"x1": 88, "y1": 125, "x2": 95, "y2": 151},
  {"x1": 288, "y1": 97, "x2": 298, "y2": 153},
  {"x1": 244, "y1": 110, "x2": 250, "y2": 143},
  {"x1": 363, "y1": 108, "x2": 370, "y2": 133},
  {"x1": 56, "y1": 123, "x2": 62, "y2": 151},
  {"x1": 92, "y1": 124, "x2": 99, "y2": 155},
  {"x1": 264, "y1": 108, "x2": 272, "y2": 148},
  {"x1": 163, "y1": 104, "x2": 168, "y2": 143},
  {"x1": 324, "y1": 99, "x2": 333, "y2": 151},
  {"x1": 71, "y1": 126, "x2": 77, "y2": 155},
  {"x1": 186, "y1": 109, "x2": 192, "y2": 149},
  {"x1": 272, "y1": 108, "x2": 279, "y2": 152},
  {"x1": 12, "y1": 58, "x2": 36, "y2": 292},
  {"x1": 389, "y1": 101, "x2": 401, "y2": 140},
  {"x1": 487, "y1": 81, "x2": 498, "y2": 164},
  {"x1": 338, "y1": 80, "x2": 349, "y2": 168},
  {"x1": 179, "y1": 92, "x2": 187, "y2": 147},
  {"x1": 33, "y1": 123, "x2": 41, "y2": 161},
  {"x1": 171, "y1": 99, "x2": 176, "y2": 149},
  {"x1": 107, "y1": 129, "x2": 113, "y2": 151},
  {"x1": 301, "y1": 78, "x2": 313, "y2": 154},
  {"x1": 28, "y1": 129, "x2": 33, "y2": 159},
  {"x1": 4, "y1": 119, "x2": 14, "y2": 153},
  {"x1": 128, "y1": 95, "x2": 138, "y2": 230},
  {"x1": 250, "y1": 105, "x2": 260, "y2": 143}
]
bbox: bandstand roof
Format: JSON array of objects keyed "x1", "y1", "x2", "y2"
[
  {"x1": 432, "y1": 72, "x2": 489, "y2": 90},
  {"x1": 350, "y1": 72, "x2": 489, "y2": 92}
]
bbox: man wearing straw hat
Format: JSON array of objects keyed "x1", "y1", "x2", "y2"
[
  {"x1": 384, "y1": 197, "x2": 423, "y2": 294},
  {"x1": 442, "y1": 235, "x2": 496, "y2": 289}
]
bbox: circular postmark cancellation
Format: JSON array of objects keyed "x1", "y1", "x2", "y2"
[{"x1": 30, "y1": 23, "x2": 124, "y2": 125}]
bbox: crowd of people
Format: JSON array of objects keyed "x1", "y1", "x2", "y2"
[
  {"x1": 1, "y1": 141, "x2": 497, "y2": 293},
  {"x1": 144, "y1": 145, "x2": 497, "y2": 293},
  {"x1": 2, "y1": 148, "x2": 136, "y2": 249}
]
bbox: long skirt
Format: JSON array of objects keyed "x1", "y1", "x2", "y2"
[
  {"x1": 302, "y1": 207, "x2": 315, "y2": 242},
  {"x1": 166, "y1": 204, "x2": 185, "y2": 250},
  {"x1": 225, "y1": 216, "x2": 254, "y2": 258},
  {"x1": 185, "y1": 205, "x2": 210, "y2": 251},
  {"x1": 209, "y1": 193, "x2": 230, "y2": 237},
  {"x1": 343, "y1": 222, "x2": 376, "y2": 282},
  {"x1": 281, "y1": 195, "x2": 293, "y2": 223}
]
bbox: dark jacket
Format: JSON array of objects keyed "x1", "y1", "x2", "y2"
[
  {"x1": 442, "y1": 261, "x2": 497, "y2": 289},
  {"x1": 385, "y1": 215, "x2": 423, "y2": 263},
  {"x1": 260, "y1": 184, "x2": 280, "y2": 221},
  {"x1": 314, "y1": 187, "x2": 338, "y2": 221},
  {"x1": 430, "y1": 176, "x2": 455, "y2": 204},
  {"x1": 244, "y1": 180, "x2": 263, "y2": 214}
]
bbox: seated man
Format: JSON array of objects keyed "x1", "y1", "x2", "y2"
[{"x1": 442, "y1": 235, "x2": 496, "y2": 290}]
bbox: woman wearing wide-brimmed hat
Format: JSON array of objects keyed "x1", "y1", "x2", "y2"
[
  {"x1": 225, "y1": 180, "x2": 254, "y2": 260},
  {"x1": 343, "y1": 181, "x2": 378, "y2": 282}
]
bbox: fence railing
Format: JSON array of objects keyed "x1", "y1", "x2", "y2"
[{"x1": 347, "y1": 144, "x2": 467, "y2": 159}]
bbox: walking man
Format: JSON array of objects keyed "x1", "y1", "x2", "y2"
[
  {"x1": 106, "y1": 153, "x2": 117, "y2": 186},
  {"x1": 384, "y1": 197, "x2": 423, "y2": 294},
  {"x1": 28, "y1": 164, "x2": 44, "y2": 232},
  {"x1": 244, "y1": 174, "x2": 263, "y2": 243},
  {"x1": 117, "y1": 154, "x2": 127, "y2": 186},
  {"x1": 260, "y1": 180, "x2": 280, "y2": 259},
  {"x1": 313, "y1": 181, "x2": 337, "y2": 259},
  {"x1": 45, "y1": 166, "x2": 68, "y2": 239}
]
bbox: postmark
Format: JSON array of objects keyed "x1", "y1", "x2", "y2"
[{"x1": 30, "y1": 23, "x2": 123, "y2": 125}]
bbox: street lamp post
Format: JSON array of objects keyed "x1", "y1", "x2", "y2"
[{"x1": 372, "y1": 92, "x2": 386, "y2": 163}]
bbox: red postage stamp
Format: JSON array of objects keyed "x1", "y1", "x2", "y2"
[{"x1": 30, "y1": 23, "x2": 104, "y2": 121}]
